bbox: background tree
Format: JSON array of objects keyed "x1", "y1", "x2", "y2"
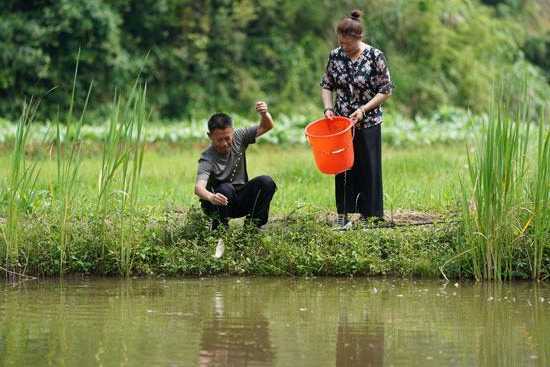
[{"x1": 0, "y1": 0, "x2": 548, "y2": 121}]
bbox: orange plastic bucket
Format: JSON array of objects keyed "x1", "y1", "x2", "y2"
[{"x1": 305, "y1": 116, "x2": 354, "y2": 174}]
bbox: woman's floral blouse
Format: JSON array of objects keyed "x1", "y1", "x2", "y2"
[{"x1": 321, "y1": 45, "x2": 394, "y2": 128}]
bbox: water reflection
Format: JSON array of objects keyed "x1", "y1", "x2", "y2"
[
  {"x1": 336, "y1": 311, "x2": 384, "y2": 366},
  {"x1": 1, "y1": 278, "x2": 549, "y2": 366},
  {"x1": 198, "y1": 290, "x2": 274, "y2": 366}
]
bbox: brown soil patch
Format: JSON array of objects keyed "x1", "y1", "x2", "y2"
[{"x1": 323, "y1": 210, "x2": 446, "y2": 226}]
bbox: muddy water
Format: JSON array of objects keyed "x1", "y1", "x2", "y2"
[{"x1": 1, "y1": 277, "x2": 549, "y2": 366}]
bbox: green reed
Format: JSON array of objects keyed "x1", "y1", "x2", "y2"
[
  {"x1": 1, "y1": 100, "x2": 40, "y2": 275},
  {"x1": 530, "y1": 111, "x2": 550, "y2": 280},
  {"x1": 461, "y1": 86, "x2": 549, "y2": 280},
  {"x1": 53, "y1": 54, "x2": 93, "y2": 275},
  {"x1": 97, "y1": 81, "x2": 147, "y2": 275}
]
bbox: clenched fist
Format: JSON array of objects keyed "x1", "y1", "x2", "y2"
[{"x1": 256, "y1": 101, "x2": 269, "y2": 115}]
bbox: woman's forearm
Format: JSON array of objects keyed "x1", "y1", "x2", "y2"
[
  {"x1": 360, "y1": 93, "x2": 391, "y2": 114},
  {"x1": 321, "y1": 88, "x2": 334, "y2": 110}
]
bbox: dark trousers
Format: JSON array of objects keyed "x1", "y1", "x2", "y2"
[
  {"x1": 201, "y1": 175, "x2": 277, "y2": 229},
  {"x1": 335, "y1": 124, "x2": 383, "y2": 218}
]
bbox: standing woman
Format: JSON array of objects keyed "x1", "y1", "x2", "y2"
[{"x1": 320, "y1": 9, "x2": 393, "y2": 227}]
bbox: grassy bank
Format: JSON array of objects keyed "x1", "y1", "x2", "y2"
[
  {"x1": 1, "y1": 121, "x2": 548, "y2": 280},
  {"x1": 0, "y1": 141, "x2": 469, "y2": 278},
  {"x1": 16, "y1": 207, "x2": 460, "y2": 278}
]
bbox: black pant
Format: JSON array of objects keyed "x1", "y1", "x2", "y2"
[
  {"x1": 335, "y1": 124, "x2": 383, "y2": 218},
  {"x1": 201, "y1": 175, "x2": 277, "y2": 229}
]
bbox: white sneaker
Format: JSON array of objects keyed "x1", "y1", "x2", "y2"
[
  {"x1": 333, "y1": 214, "x2": 352, "y2": 231},
  {"x1": 213, "y1": 239, "x2": 225, "y2": 259}
]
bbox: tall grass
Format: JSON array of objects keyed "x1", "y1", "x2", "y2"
[
  {"x1": 0, "y1": 100, "x2": 40, "y2": 276},
  {"x1": 530, "y1": 111, "x2": 550, "y2": 280},
  {"x1": 1, "y1": 74, "x2": 148, "y2": 277},
  {"x1": 461, "y1": 88, "x2": 549, "y2": 281},
  {"x1": 53, "y1": 55, "x2": 93, "y2": 275},
  {"x1": 97, "y1": 82, "x2": 148, "y2": 275}
]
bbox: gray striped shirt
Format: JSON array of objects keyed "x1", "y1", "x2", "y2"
[{"x1": 196, "y1": 126, "x2": 257, "y2": 188}]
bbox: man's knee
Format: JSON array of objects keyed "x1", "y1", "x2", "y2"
[
  {"x1": 254, "y1": 175, "x2": 277, "y2": 193},
  {"x1": 213, "y1": 182, "x2": 236, "y2": 199}
]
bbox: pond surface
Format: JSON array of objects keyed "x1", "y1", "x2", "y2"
[{"x1": 1, "y1": 277, "x2": 549, "y2": 366}]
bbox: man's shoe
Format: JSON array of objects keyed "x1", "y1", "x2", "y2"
[
  {"x1": 213, "y1": 238, "x2": 225, "y2": 259},
  {"x1": 211, "y1": 219, "x2": 229, "y2": 231}
]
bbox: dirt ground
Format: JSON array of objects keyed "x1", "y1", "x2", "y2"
[{"x1": 322, "y1": 210, "x2": 452, "y2": 227}]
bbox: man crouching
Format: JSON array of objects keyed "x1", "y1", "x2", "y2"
[{"x1": 194, "y1": 101, "x2": 276, "y2": 232}]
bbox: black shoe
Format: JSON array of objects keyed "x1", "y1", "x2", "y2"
[
  {"x1": 361, "y1": 216, "x2": 393, "y2": 228},
  {"x1": 211, "y1": 219, "x2": 229, "y2": 231}
]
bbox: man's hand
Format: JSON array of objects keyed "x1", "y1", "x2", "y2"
[
  {"x1": 255, "y1": 101, "x2": 273, "y2": 138},
  {"x1": 209, "y1": 192, "x2": 228, "y2": 206},
  {"x1": 195, "y1": 180, "x2": 228, "y2": 206},
  {"x1": 256, "y1": 101, "x2": 268, "y2": 115}
]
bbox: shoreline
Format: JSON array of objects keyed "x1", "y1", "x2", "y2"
[{"x1": 2, "y1": 208, "x2": 545, "y2": 281}]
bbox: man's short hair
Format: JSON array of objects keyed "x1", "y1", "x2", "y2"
[{"x1": 208, "y1": 113, "x2": 232, "y2": 132}]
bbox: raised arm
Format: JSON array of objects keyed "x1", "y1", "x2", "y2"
[{"x1": 255, "y1": 101, "x2": 274, "y2": 138}]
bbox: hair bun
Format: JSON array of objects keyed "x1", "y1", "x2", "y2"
[{"x1": 350, "y1": 9, "x2": 362, "y2": 20}]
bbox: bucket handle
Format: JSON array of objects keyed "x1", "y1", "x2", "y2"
[
  {"x1": 305, "y1": 118, "x2": 355, "y2": 142},
  {"x1": 305, "y1": 120, "x2": 355, "y2": 153},
  {"x1": 315, "y1": 147, "x2": 348, "y2": 156}
]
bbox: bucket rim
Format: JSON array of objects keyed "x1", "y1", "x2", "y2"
[{"x1": 304, "y1": 116, "x2": 354, "y2": 139}]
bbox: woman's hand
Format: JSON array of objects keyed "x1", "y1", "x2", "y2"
[
  {"x1": 350, "y1": 108, "x2": 365, "y2": 123},
  {"x1": 324, "y1": 108, "x2": 335, "y2": 119}
]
